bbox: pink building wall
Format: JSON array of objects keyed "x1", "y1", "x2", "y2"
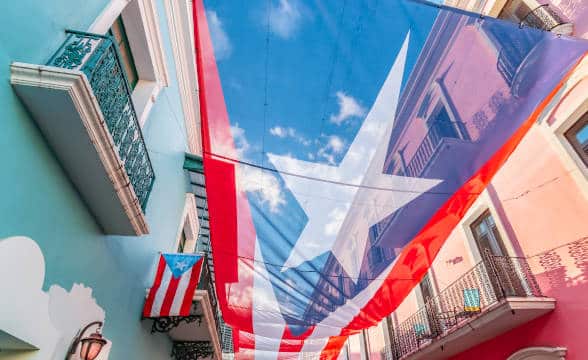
[{"x1": 383, "y1": 2, "x2": 588, "y2": 359}]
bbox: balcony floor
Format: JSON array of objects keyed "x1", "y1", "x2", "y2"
[{"x1": 402, "y1": 297, "x2": 556, "y2": 360}]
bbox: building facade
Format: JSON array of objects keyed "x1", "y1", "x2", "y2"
[
  {"x1": 0, "y1": 1, "x2": 229, "y2": 359},
  {"x1": 345, "y1": 0, "x2": 588, "y2": 359}
]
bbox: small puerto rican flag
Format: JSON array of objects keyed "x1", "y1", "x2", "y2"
[{"x1": 143, "y1": 253, "x2": 204, "y2": 318}]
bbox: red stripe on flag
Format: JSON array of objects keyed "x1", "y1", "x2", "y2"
[
  {"x1": 143, "y1": 255, "x2": 166, "y2": 318},
  {"x1": 319, "y1": 335, "x2": 348, "y2": 360},
  {"x1": 160, "y1": 273, "x2": 182, "y2": 317},
  {"x1": 180, "y1": 257, "x2": 204, "y2": 316},
  {"x1": 193, "y1": 0, "x2": 256, "y2": 336},
  {"x1": 277, "y1": 325, "x2": 315, "y2": 356}
]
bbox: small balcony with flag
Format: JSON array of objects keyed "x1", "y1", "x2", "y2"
[
  {"x1": 10, "y1": 30, "x2": 155, "y2": 235},
  {"x1": 384, "y1": 253, "x2": 555, "y2": 360},
  {"x1": 143, "y1": 253, "x2": 224, "y2": 360}
]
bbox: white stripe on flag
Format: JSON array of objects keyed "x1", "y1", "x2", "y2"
[
  {"x1": 170, "y1": 266, "x2": 194, "y2": 315},
  {"x1": 151, "y1": 266, "x2": 172, "y2": 317},
  {"x1": 299, "y1": 337, "x2": 329, "y2": 358},
  {"x1": 253, "y1": 238, "x2": 284, "y2": 359}
]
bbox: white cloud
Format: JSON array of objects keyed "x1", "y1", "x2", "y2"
[
  {"x1": 269, "y1": 126, "x2": 310, "y2": 146},
  {"x1": 207, "y1": 10, "x2": 232, "y2": 60},
  {"x1": 268, "y1": 0, "x2": 303, "y2": 39},
  {"x1": 329, "y1": 91, "x2": 367, "y2": 125},
  {"x1": 231, "y1": 125, "x2": 285, "y2": 212},
  {"x1": 269, "y1": 126, "x2": 295, "y2": 138},
  {"x1": 237, "y1": 164, "x2": 285, "y2": 212},
  {"x1": 317, "y1": 135, "x2": 346, "y2": 165},
  {"x1": 230, "y1": 124, "x2": 250, "y2": 158}
]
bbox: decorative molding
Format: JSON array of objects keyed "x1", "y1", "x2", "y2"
[
  {"x1": 135, "y1": 0, "x2": 170, "y2": 87},
  {"x1": 163, "y1": 0, "x2": 203, "y2": 155},
  {"x1": 193, "y1": 289, "x2": 222, "y2": 359},
  {"x1": 89, "y1": 0, "x2": 131, "y2": 34},
  {"x1": 11, "y1": 63, "x2": 149, "y2": 235},
  {"x1": 507, "y1": 346, "x2": 567, "y2": 360}
]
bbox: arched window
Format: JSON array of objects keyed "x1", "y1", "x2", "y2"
[{"x1": 507, "y1": 347, "x2": 567, "y2": 360}]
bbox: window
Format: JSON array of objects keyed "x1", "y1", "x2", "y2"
[
  {"x1": 419, "y1": 274, "x2": 435, "y2": 303},
  {"x1": 564, "y1": 114, "x2": 588, "y2": 167},
  {"x1": 177, "y1": 229, "x2": 187, "y2": 253},
  {"x1": 109, "y1": 16, "x2": 139, "y2": 90},
  {"x1": 470, "y1": 210, "x2": 508, "y2": 258}
]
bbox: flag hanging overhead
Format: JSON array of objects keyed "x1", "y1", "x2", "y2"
[
  {"x1": 143, "y1": 253, "x2": 204, "y2": 318},
  {"x1": 193, "y1": 0, "x2": 588, "y2": 358}
]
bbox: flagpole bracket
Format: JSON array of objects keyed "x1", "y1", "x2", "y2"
[{"x1": 149, "y1": 315, "x2": 203, "y2": 334}]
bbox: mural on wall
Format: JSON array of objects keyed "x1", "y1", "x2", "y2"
[{"x1": 0, "y1": 236, "x2": 110, "y2": 359}]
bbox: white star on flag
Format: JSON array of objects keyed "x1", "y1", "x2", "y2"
[
  {"x1": 268, "y1": 32, "x2": 443, "y2": 281},
  {"x1": 175, "y1": 260, "x2": 189, "y2": 271}
]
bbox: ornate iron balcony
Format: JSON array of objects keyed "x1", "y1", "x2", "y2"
[
  {"x1": 404, "y1": 120, "x2": 469, "y2": 177},
  {"x1": 520, "y1": 4, "x2": 571, "y2": 34},
  {"x1": 48, "y1": 30, "x2": 155, "y2": 211},
  {"x1": 387, "y1": 254, "x2": 545, "y2": 359}
]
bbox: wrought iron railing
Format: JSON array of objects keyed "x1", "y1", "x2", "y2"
[
  {"x1": 521, "y1": 4, "x2": 569, "y2": 32},
  {"x1": 404, "y1": 121, "x2": 469, "y2": 177},
  {"x1": 198, "y1": 256, "x2": 234, "y2": 353},
  {"x1": 386, "y1": 254, "x2": 543, "y2": 359},
  {"x1": 48, "y1": 30, "x2": 155, "y2": 211}
]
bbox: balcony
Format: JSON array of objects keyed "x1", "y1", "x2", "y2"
[
  {"x1": 520, "y1": 4, "x2": 573, "y2": 35},
  {"x1": 11, "y1": 30, "x2": 155, "y2": 235},
  {"x1": 147, "y1": 256, "x2": 225, "y2": 359},
  {"x1": 386, "y1": 255, "x2": 555, "y2": 360},
  {"x1": 404, "y1": 120, "x2": 470, "y2": 178}
]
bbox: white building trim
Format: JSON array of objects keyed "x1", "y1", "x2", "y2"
[
  {"x1": 89, "y1": 0, "x2": 170, "y2": 126},
  {"x1": 174, "y1": 194, "x2": 201, "y2": 254},
  {"x1": 536, "y1": 55, "x2": 588, "y2": 200},
  {"x1": 163, "y1": 0, "x2": 203, "y2": 155}
]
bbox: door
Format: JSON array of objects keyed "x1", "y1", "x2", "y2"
[
  {"x1": 471, "y1": 211, "x2": 525, "y2": 297},
  {"x1": 419, "y1": 274, "x2": 441, "y2": 336}
]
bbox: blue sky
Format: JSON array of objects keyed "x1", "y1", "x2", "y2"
[{"x1": 204, "y1": 0, "x2": 438, "y2": 168}]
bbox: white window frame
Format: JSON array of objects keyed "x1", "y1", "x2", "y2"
[
  {"x1": 536, "y1": 55, "x2": 588, "y2": 200},
  {"x1": 461, "y1": 193, "x2": 518, "y2": 266},
  {"x1": 163, "y1": 0, "x2": 203, "y2": 155},
  {"x1": 89, "y1": 0, "x2": 169, "y2": 127},
  {"x1": 174, "y1": 194, "x2": 200, "y2": 253}
]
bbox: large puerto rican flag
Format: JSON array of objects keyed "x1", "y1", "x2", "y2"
[{"x1": 193, "y1": 0, "x2": 588, "y2": 358}]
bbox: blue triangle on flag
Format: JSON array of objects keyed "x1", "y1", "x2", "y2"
[{"x1": 162, "y1": 253, "x2": 202, "y2": 279}]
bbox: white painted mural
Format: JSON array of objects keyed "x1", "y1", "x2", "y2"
[{"x1": 0, "y1": 236, "x2": 110, "y2": 359}]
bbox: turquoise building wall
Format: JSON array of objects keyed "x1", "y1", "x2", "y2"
[{"x1": 0, "y1": 1, "x2": 193, "y2": 358}]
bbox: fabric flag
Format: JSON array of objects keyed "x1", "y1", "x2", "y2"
[
  {"x1": 143, "y1": 253, "x2": 204, "y2": 318},
  {"x1": 193, "y1": 0, "x2": 588, "y2": 358}
]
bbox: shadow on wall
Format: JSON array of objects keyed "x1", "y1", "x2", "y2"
[
  {"x1": 451, "y1": 237, "x2": 588, "y2": 360},
  {"x1": 0, "y1": 236, "x2": 111, "y2": 360},
  {"x1": 531, "y1": 237, "x2": 588, "y2": 293}
]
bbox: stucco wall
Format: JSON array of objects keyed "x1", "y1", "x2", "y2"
[{"x1": 0, "y1": 0, "x2": 192, "y2": 359}]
